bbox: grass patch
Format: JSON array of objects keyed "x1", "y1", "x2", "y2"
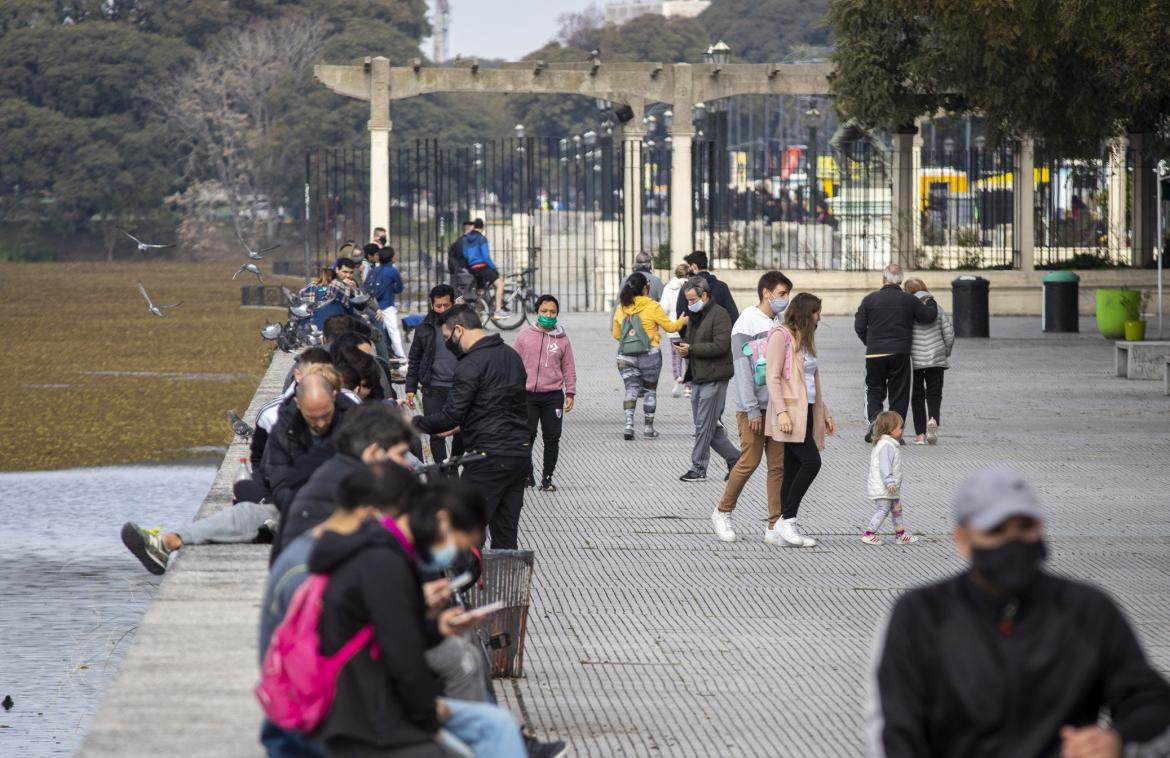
[{"x1": 0, "y1": 261, "x2": 295, "y2": 471}]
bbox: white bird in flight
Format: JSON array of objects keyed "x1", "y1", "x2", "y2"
[
  {"x1": 233, "y1": 263, "x2": 264, "y2": 283},
  {"x1": 136, "y1": 280, "x2": 183, "y2": 317},
  {"x1": 237, "y1": 231, "x2": 281, "y2": 260},
  {"x1": 120, "y1": 228, "x2": 175, "y2": 253}
]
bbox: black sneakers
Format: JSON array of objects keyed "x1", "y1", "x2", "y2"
[
  {"x1": 679, "y1": 470, "x2": 707, "y2": 483},
  {"x1": 539, "y1": 476, "x2": 557, "y2": 492}
]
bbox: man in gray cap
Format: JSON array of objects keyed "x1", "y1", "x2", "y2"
[{"x1": 865, "y1": 467, "x2": 1170, "y2": 758}]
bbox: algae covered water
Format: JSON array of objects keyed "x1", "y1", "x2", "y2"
[{"x1": 0, "y1": 463, "x2": 215, "y2": 755}]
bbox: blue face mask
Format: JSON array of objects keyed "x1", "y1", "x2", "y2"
[
  {"x1": 687, "y1": 300, "x2": 704, "y2": 313},
  {"x1": 770, "y1": 297, "x2": 789, "y2": 315},
  {"x1": 421, "y1": 541, "x2": 457, "y2": 572}
]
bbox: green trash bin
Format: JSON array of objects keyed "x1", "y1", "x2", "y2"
[{"x1": 1042, "y1": 271, "x2": 1079, "y2": 332}]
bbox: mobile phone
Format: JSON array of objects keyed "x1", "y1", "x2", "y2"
[
  {"x1": 464, "y1": 600, "x2": 505, "y2": 619},
  {"x1": 448, "y1": 572, "x2": 474, "y2": 592}
]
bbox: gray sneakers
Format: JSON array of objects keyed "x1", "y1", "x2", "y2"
[{"x1": 121, "y1": 522, "x2": 173, "y2": 575}]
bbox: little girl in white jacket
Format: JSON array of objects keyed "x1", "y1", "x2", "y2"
[{"x1": 862, "y1": 411, "x2": 919, "y2": 545}]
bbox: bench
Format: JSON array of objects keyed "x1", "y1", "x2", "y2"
[{"x1": 1114, "y1": 341, "x2": 1170, "y2": 380}]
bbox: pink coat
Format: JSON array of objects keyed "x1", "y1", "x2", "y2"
[
  {"x1": 512, "y1": 324, "x2": 577, "y2": 396},
  {"x1": 763, "y1": 326, "x2": 829, "y2": 450}
]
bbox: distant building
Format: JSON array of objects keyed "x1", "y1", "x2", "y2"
[{"x1": 605, "y1": 1, "x2": 712, "y2": 25}]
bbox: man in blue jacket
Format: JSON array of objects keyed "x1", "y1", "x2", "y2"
[
  {"x1": 366, "y1": 244, "x2": 406, "y2": 359},
  {"x1": 463, "y1": 219, "x2": 507, "y2": 315}
]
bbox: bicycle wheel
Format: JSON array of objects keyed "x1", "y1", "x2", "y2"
[
  {"x1": 472, "y1": 295, "x2": 492, "y2": 328},
  {"x1": 491, "y1": 288, "x2": 527, "y2": 330}
]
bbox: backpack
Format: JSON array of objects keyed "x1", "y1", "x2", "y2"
[
  {"x1": 255, "y1": 574, "x2": 377, "y2": 732},
  {"x1": 618, "y1": 311, "x2": 652, "y2": 356},
  {"x1": 741, "y1": 325, "x2": 794, "y2": 386},
  {"x1": 464, "y1": 234, "x2": 491, "y2": 269}
]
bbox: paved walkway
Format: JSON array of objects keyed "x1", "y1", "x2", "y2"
[{"x1": 81, "y1": 312, "x2": 1170, "y2": 756}]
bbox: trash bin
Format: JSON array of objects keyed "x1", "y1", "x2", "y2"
[
  {"x1": 951, "y1": 276, "x2": 990, "y2": 338},
  {"x1": 465, "y1": 549, "x2": 535, "y2": 678},
  {"x1": 1042, "y1": 271, "x2": 1080, "y2": 332}
]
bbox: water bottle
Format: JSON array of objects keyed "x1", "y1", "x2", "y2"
[{"x1": 233, "y1": 457, "x2": 251, "y2": 484}]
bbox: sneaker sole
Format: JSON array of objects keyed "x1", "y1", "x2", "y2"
[
  {"x1": 121, "y1": 523, "x2": 167, "y2": 575},
  {"x1": 680, "y1": 476, "x2": 707, "y2": 483}
]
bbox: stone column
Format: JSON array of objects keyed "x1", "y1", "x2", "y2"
[
  {"x1": 669, "y1": 64, "x2": 694, "y2": 257},
  {"x1": 1107, "y1": 137, "x2": 1128, "y2": 263},
  {"x1": 890, "y1": 127, "x2": 917, "y2": 269},
  {"x1": 1013, "y1": 138, "x2": 1036, "y2": 271},
  {"x1": 1130, "y1": 132, "x2": 1156, "y2": 267},
  {"x1": 621, "y1": 98, "x2": 645, "y2": 270},
  {"x1": 368, "y1": 57, "x2": 392, "y2": 238}
]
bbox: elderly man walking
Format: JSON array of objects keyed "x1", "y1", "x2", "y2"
[
  {"x1": 620, "y1": 251, "x2": 665, "y2": 302},
  {"x1": 854, "y1": 263, "x2": 937, "y2": 442}
]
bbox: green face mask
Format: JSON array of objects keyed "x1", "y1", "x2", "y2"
[{"x1": 537, "y1": 314, "x2": 557, "y2": 330}]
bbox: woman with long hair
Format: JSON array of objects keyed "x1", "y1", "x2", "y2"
[
  {"x1": 611, "y1": 272, "x2": 687, "y2": 440},
  {"x1": 764, "y1": 292, "x2": 835, "y2": 547}
]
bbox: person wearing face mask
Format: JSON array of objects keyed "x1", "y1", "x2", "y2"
[
  {"x1": 512, "y1": 295, "x2": 577, "y2": 492},
  {"x1": 711, "y1": 271, "x2": 793, "y2": 542},
  {"x1": 866, "y1": 468, "x2": 1170, "y2": 758},
  {"x1": 676, "y1": 276, "x2": 740, "y2": 483},
  {"x1": 412, "y1": 305, "x2": 532, "y2": 550}
]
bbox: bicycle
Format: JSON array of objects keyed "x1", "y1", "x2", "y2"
[{"x1": 467, "y1": 267, "x2": 538, "y2": 331}]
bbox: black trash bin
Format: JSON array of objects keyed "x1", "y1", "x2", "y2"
[
  {"x1": 464, "y1": 549, "x2": 535, "y2": 678},
  {"x1": 951, "y1": 276, "x2": 990, "y2": 338},
  {"x1": 1042, "y1": 271, "x2": 1080, "y2": 332}
]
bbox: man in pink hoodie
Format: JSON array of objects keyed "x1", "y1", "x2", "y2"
[{"x1": 512, "y1": 295, "x2": 577, "y2": 492}]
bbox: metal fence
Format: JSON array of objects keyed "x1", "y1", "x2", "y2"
[
  {"x1": 1034, "y1": 147, "x2": 1115, "y2": 267},
  {"x1": 917, "y1": 145, "x2": 1016, "y2": 270}
]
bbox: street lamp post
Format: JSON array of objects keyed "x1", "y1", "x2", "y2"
[
  {"x1": 803, "y1": 101, "x2": 820, "y2": 220},
  {"x1": 703, "y1": 42, "x2": 733, "y2": 234}
]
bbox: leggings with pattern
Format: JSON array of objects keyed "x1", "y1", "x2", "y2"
[{"x1": 617, "y1": 349, "x2": 663, "y2": 425}]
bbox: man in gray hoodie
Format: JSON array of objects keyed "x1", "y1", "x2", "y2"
[{"x1": 711, "y1": 271, "x2": 793, "y2": 544}]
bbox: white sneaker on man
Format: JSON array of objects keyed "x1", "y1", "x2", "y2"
[
  {"x1": 764, "y1": 523, "x2": 786, "y2": 545},
  {"x1": 711, "y1": 509, "x2": 736, "y2": 542},
  {"x1": 778, "y1": 518, "x2": 817, "y2": 548}
]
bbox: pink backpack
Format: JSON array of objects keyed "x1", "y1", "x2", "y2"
[{"x1": 255, "y1": 574, "x2": 378, "y2": 732}]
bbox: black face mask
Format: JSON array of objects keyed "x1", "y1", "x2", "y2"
[
  {"x1": 444, "y1": 331, "x2": 463, "y2": 357},
  {"x1": 971, "y1": 539, "x2": 1048, "y2": 596}
]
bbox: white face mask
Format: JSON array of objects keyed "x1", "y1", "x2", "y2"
[{"x1": 687, "y1": 300, "x2": 704, "y2": 313}]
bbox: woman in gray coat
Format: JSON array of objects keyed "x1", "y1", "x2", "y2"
[{"x1": 903, "y1": 279, "x2": 955, "y2": 445}]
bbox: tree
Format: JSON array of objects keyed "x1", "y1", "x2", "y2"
[
  {"x1": 699, "y1": 0, "x2": 830, "y2": 63},
  {"x1": 827, "y1": 0, "x2": 1170, "y2": 155}
]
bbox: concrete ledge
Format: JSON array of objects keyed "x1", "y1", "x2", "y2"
[
  {"x1": 79, "y1": 349, "x2": 295, "y2": 758},
  {"x1": 667, "y1": 268, "x2": 1162, "y2": 317}
]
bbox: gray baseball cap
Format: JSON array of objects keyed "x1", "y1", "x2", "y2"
[{"x1": 954, "y1": 468, "x2": 1043, "y2": 531}]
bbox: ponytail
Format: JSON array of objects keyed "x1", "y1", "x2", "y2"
[{"x1": 620, "y1": 272, "x2": 647, "y2": 308}]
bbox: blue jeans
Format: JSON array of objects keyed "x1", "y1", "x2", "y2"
[
  {"x1": 260, "y1": 718, "x2": 325, "y2": 757},
  {"x1": 444, "y1": 699, "x2": 525, "y2": 757}
]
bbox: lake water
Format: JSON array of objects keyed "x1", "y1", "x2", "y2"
[{"x1": 0, "y1": 463, "x2": 216, "y2": 756}]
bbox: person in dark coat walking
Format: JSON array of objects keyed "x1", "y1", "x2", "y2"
[
  {"x1": 676, "y1": 277, "x2": 740, "y2": 483},
  {"x1": 412, "y1": 305, "x2": 532, "y2": 549},
  {"x1": 674, "y1": 250, "x2": 739, "y2": 324},
  {"x1": 866, "y1": 468, "x2": 1170, "y2": 757},
  {"x1": 854, "y1": 263, "x2": 937, "y2": 441},
  {"x1": 405, "y1": 284, "x2": 463, "y2": 466}
]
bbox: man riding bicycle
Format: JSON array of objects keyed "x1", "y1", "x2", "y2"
[{"x1": 463, "y1": 218, "x2": 507, "y2": 315}]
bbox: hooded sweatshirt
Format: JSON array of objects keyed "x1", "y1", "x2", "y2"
[
  {"x1": 659, "y1": 277, "x2": 687, "y2": 337},
  {"x1": 512, "y1": 323, "x2": 577, "y2": 396},
  {"x1": 611, "y1": 295, "x2": 686, "y2": 348},
  {"x1": 309, "y1": 520, "x2": 443, "y2": 753}
]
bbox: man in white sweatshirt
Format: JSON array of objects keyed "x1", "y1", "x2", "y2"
[{"x1": 711, "y1": 270, "x2": 793, "y2": 543}]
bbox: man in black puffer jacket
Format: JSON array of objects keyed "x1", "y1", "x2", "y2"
[
  {"x1": 854, "y1": 263, "x2": 937, "y2": 440},
  {"x1": 412, "y1": 304, "x2": 531, "y2": 549},
  {"x1": 405, "y1": 284, "x2": 463, "y2": 467}
]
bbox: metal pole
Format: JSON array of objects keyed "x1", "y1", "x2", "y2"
[
  {"x1": 1158, "y1": 162, "x2": 1164, "y2": 338},
  {"x1": 303, "y1": 153, "x2": 311, "y2": 285}
]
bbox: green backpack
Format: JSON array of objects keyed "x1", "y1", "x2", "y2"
[{"x1": 618, "y1": 312, "x2": 652, "y2": 356}]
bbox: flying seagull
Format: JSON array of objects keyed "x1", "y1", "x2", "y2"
[
  {"x1": 136, "y1": 280, "x2": 182, "y2": 317},
  {"x1": 280, "y1": 285, "x2": 305, "y2": 307},
  {"x1": 226, "y1": 409, "x2": 253, "y2": 438},
  {"x1": 233, "y1": 263, "x2": 264, "y2": 283},
  {"x1": 237, "y1": 231, "x2": 281, "y2": 260},
  {"x1": 119, "y1": 228, "x2": 175, "y2": 253}
]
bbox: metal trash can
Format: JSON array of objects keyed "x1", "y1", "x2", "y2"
[
  {"x1": 465, "y1": 549, "x2": 534, "y2": 678},
  {"x1": 1042, "y1": 271, "x2": 1080, "y2": 332},
  {"x1": 951, "y1": 275, "x2": 990, "y2": 338}
]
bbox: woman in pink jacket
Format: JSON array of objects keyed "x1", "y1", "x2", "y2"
[
  {"x1": 764, "y1": 292, "x2": 836, "y2": 548},
  {"x1": 513, "y1": 295, "x2": 577, "y2": 492}
]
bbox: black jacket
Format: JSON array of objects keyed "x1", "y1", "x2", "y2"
[
  {"x1": 676, "y1": 270, "x2": 739, "y2": 324},
  {"x1": 447, "y1": 235, "x2": 468, "y2": 276},
  {"x1": 309, "y1": 521, "x2": 443, "y2": 753},
  {"x1": 412, "y1": 333, "x2": 530, "y2": 458},
  {"x1": 854, "y1": 284, "x2": 938, "y2": 355},
  {"x1": 868, "y1": 571, "x2": 1170, "y2": 757},
  {"x1": 273, "y1": 453, "x2": 365, "y2": 559},
  {"x1": 261, "y1": 394, "x2": 354, "y2": 514},
  {"x1": 404, "y1": 311, "x2": 446, "y2": 394},
  {"x1": 686, "y1": 301, "x2": 734, "y2": 384}
]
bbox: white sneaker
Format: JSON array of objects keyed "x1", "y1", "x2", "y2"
[
  {"x1": 764, "y1": 523, "x2": 785, "y2": 545},
  {"x1": 671, "y1": 380, "x2": 683, "y2": 398},
  {"x1": 779, "y1": 518, "x2": 817, "y2": 548},
  {"x1": 711, "y1": 509, "x2": 736, "y2": 542},
  {"x1": 926, "y1": 418, "x2": 939, "y2": 445}
]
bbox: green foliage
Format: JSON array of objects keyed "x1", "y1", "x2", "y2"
[
  {"x1": 653, "y1": 243, "x2": 673, "y2": 270},
  {"x1": 699, "y1": 0, "x2": 830, "y2": 63}
]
